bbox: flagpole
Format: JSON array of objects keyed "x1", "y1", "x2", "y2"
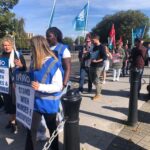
[
  {"x1": 49, "y1": 0, "x2": 56, "y2": 28},
  {"x1": 84, "y1": 0, "x2": 89, "y2": 39},
  {"x1": 142, "y1": 25, "x2": 146, "y2": 38},
  {"x1": 131, "y1": 28, "x2": 134, "y2": 48}
]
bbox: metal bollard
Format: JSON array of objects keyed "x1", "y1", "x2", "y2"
[
  {"x1": 61, "y1": 89, "x2": 82, "y2": 150},
  {"x1": 127, "y1": 69, "x2": 140, "y2": 126}
]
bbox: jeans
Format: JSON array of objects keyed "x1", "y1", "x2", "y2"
[
  {"x1": 130, "y1": 68, "x2": 144, "y2": 94},
  {"x1": 79, "y1": 67, "x2": 92, "y2": 92}
]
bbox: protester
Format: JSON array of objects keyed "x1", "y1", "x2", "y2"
[
  {"x1": 90, "y1": 34, "x2": 107, "y2": 100},
  {"x1": 0, "y1": 36, "x2": 26, "y2": 134},
  {"x1": 46, "y1": 27, "x2": 71, "y2": 87},
  {"x1": 78, "y1": 33, "x2": 93, "y2": 93},
  {"x1": 25, "y1": 35, "x2": 63, "y2": 150},
  {"x1": 129, "y1": 38, "x2": 147, "y2": 97},
  {"x1": 112, "y1": 41, "x2": 125, "y2": 81},
  {"x1": 102, "y1": 44, "x2": 112, "y2": 84},
  {"x1": 33, "y1": 27, "x2": 72, "y2": 141},
  {"x1": 122, "y1": 43, "x2": 129, "y2": 77}
]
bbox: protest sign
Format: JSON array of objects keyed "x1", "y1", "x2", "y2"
[
  {"x1": 15, "y1": 72, "x2": 35, "y2": 129},
  {"x1": 0, "y1": 58, "x2": 9, "y2": 94}
]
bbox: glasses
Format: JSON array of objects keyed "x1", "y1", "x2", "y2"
[{"x1": 86, "y1": 41, "x2": 91, "y2": 43}]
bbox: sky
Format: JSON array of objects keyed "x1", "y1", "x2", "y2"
[{"x1": 13, "y1": 0, "x2": 150, "y2": 39}]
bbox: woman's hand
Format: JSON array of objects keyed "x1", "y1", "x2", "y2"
[
  {"x1": 14, "y1": 59, "x2": 23, "y2": 68},
  {"x1": 31, "y1": 81, "x2": 40, "y2": 90}
]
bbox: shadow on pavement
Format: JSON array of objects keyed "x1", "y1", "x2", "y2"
[
  {"x1": 102, "y1": 106, "x2": 150, "y2": 124},
  {"x1": 80, "y1": 125, "x2": 146, "y2": 150},
  {"x1": 80, "y1": 110, "x2": 126, "y2": 125},
  {"x1": 102, "y1": 89, "x2": 130, "y2": 98}
]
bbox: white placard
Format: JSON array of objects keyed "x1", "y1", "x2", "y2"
[
  {"x1": 15, "y1": 72, "x2": 35, "y2": 129},
  {"x1": 0, "y1": 58, "x2": 9, "y2": 94}
]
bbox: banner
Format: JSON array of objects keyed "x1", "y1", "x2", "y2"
[
  {"x1": 73, "y1": 2, "x2": 89, "y2": 31},
  {"x1": 108, "y1": 24, "x2": 116, "y2": 50},
  {"x1": 132, "y1": 25, "x2": 146, "y2": 47},
  {"x1": 15, "y1": 72, "x2": 35, "y2": 129},
  {"x1": 0, "y1": 58, "x2": 9, "y2": 94}
]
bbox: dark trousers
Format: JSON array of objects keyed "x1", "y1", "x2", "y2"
[
  {"x1": 25, "y1": 111, "x2": 58, "y2": 150},
  {"x1": 79, "y1": 67, "x2": 92, "y2": 92}
]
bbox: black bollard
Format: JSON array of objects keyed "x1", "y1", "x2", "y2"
[
  {"x1": 128, "y1": 69, "x2": 140, "y2": 126},
  {"x1": 61, "y1": 89, "x2": 82, "y2": 150}
]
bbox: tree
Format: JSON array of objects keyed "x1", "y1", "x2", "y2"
[
  {"x1": 63, "y1": 37, "x2": 74, "y2": 46},
  {"x1": 92, "y1": 10, "x2": 150, "y2": 45},
  {"x1": 0, "y1": 0, "x2": 19, "y2": 38},
  {"x1": 0, "y1": 0, "x2": 19, "y2": 13},
  {"x1": 75, "y1": 36, "x2": 85, "y2": 45},
  {"x1": 14, "y1": 18, "x2": 28, "y2": 49}
]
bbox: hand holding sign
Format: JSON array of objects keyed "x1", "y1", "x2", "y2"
[{"x1": 31, "y1": 81, "x2": 40, "y2": 90}]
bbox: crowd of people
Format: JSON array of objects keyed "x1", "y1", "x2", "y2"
[
  {"x1": 78, "y1": 33, "x2": 148, "y2": 100},
  {"x1": 0, "y1": 28, "x2": 149, "y2": 150}
]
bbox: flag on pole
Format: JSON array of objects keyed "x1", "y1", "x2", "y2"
[
  {"x1": 49, "y1": 0, "x2": 56, "y2": 27},
  {"x1": 73, "y1": 2, "x2": 89, "y2": 31},
  {"x1": 108, "y1": 24, "x2": 116, "y2": 50},
  {"x1": 132, "y1": 25, "x2": 146, "y2": 47}
]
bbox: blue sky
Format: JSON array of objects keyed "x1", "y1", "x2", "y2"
[{"x1": 13, "y1": 0, "x2": 150, "y2": 39}]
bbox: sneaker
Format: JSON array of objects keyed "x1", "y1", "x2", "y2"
[
  {"x1": 113, "y1": 78, "x2": 116, "y2": 82},
  {"x1": 116, "y1": 78, "x2": 119, "y2": 81},
  {"x1": 93, "y1": 95, "x2": 101, "y2": 101},
  {"x1": 11, "y1": 124, "x2": 18, "y2": 134}
]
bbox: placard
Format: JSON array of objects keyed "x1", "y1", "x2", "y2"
[
  {"x1": 0, "y1": 58, "x2": 9, "y2": 94},
  {"x1": 15, "y1": 72, "x2": 34, "y2": 129}
]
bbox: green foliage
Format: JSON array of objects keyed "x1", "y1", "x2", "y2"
[
  {"x1": 0, "y1": 0, "x2": 29, "y2": 49},
  {"x1": 0, "y1": 0, "x2": 19, "y2": 12},
  {"x1": 92, "y1": 10, "x2": 150, "y2": 44},
  {"x1": 63, "y1": 37, "x2": 74, "y2": 46},
  {"x1": 0, "y1": 0, "x2": 19, "y2": 38},
  {"x1": 75, "y1": 36, "x2": 84, "y2": 45}
]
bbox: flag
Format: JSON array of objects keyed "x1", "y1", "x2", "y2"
[
  {"x1": 108, "y1": 24, "x2": 116, "y2": 50},
  {"x1": 49, "y1": 0, "x2": 56, "y2": 27},
  {"x1": 132, "y1": 25, "x2": 146, "y2": 47},
  {"x1": 118, "y1": 36, "x2": 123, "y2": 45},
  {"x1": 73, "y1": 2, "x2": 89, "y2": 31}
]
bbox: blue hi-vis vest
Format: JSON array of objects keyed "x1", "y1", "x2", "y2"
[
  {"x1": 34, "y1": 57, "x2": 62, "y2": 114},
  {"x1": 54, "y1": 43, "x2": 68, "y2": 63}
]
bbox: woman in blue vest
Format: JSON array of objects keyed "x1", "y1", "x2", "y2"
[
  {"x1": 0, "y1": 36, "x2": 26, "y2": 134},
  {"x1": 25, "y1": 35, "x2": 63, "y2": 150}
]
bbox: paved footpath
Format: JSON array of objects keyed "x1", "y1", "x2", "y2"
[{"x1": 0, "y1": 66, "x2": 149, "y2": 150}]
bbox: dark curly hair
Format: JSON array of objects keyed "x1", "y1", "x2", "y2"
[{"x1": 46, "y1": 27, "x2": 63, "y2": 43}]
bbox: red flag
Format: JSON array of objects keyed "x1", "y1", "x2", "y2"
[
  {"x1": 118, "y1": 36, "x2": 123, "y2": 45},
  {"x1": 109, "y1": 24, "x2": 116, "y2": 48}
]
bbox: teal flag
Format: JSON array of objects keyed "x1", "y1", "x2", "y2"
[
  {"x1": 73, "y1": 2, "x2": 89, "y2": 31},
  {"x1": 132, "y1": 25, "x2": 146, "y2": 47}
]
